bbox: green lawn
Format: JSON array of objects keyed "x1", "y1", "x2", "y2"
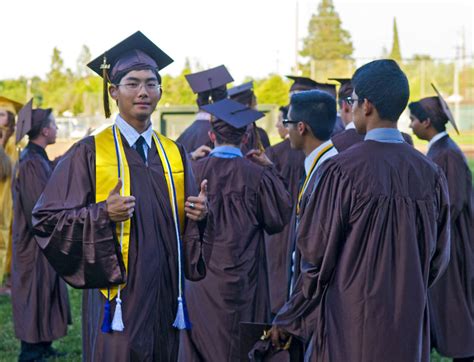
[
  {"x1": 0, "y1": 287, "x2": 82, "y2": 361},
  {"x1": 0, "y1": 287, "x2": 456, "y2": 361}
]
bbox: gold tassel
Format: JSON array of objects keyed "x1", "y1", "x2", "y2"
[{"x1": 101, "y1": 56, "x2": 111, "y2": 118}]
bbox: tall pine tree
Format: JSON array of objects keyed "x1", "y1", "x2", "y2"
[
  {"x1": 389, "y1": 17, "x2": 402, "y2": 63},
  {"x1": 300, "y1": 0, "x2": 354, "y2": 80}
]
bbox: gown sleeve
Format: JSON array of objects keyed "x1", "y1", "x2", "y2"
[
  {"x1": 32, "y1": 140, "x2": 125, "y2": 289},
  {"x1": 273, "y1": 160, "x2": 352, "y2": 339},
  {"x1": 256, "y1": 165, "x2": 292, "y2": 234},
  {"x1": 179, "y1": 145, "x2": 206, "y2": 281},
  {"x1": 428, "y1": 166, "x2": 451, "y2": 287}
]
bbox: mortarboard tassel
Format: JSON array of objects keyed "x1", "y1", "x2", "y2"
[
  {"x1": 172, "y1": 296, "x2": 191, "y2": 330},
  {"x1": 101, "y1": 56, "x2": 111, "y2": 118},
  {"x1": 101, "y1": 289, "x2": 112, "y2": 333},
  {"x1": 112, "y1": 291, "x2": 125, "y2": 332}
]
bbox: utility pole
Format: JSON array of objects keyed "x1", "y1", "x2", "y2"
[{"x1": 295, "y1": 0, "x2": 299, "y2": 74}]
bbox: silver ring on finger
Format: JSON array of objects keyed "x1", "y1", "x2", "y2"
[{"x1": 189, "y1": 202, "x2": 195, "y2": 210}]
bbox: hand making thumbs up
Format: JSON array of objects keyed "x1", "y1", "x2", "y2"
[
  {"x1": 185, "y1": 179, "x2": 208, "y2": 221},
  {"x1": 106, "y1": 179, "x2": 136, "y2": 222}
]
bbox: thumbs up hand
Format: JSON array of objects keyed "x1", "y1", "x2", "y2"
[
  {"x1": 185, "y1": 179, "x2": 208, "y2": 221},
  {"x1": 106, "y1": 179, "x2": 136, "y2": 222}
]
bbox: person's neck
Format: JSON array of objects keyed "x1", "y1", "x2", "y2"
[
  {"x1": 425, "y1": 128, "x2": 440, "y2": 142},
  {"x1": 120, "y1": 114, "x2": 151, "y2": 134},
  {"x1": 365, "y1": 119, "x2": 397, "y2": 132},
  {"x1": 31, "y1": 138, "x2": 47, "y2": 149},
  {"x1": 214, "y1": 141, "x2": 239, "y2": 148},
  {"x1": 302, "y1": 137, "x2": 324, "y2": 157}
]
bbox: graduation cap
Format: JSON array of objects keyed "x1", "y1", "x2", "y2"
[
  {"x1": 0, "y1": 96, "x2": 23, "y2": 115},
  {"x1": 228, "y1": 81, "x2": 253, "y2": 98},
  {"x1": 328, "y1": 77, "x2": 351, "y2": 86},
  {"x1": 15, "y1": 99, "x2": 53, "y2": 144},
  {"x1": 313, "y1": 82, "x2": 336, "y2": 98},
  {"x1": 87, "y1": 31, "x2": 174, "y2": 118},
  {"x1": 201, "y1": 98, "x2": 264, "y2": 129},
  {"x1": 286, "y1": 75, "x2": 318, "y2": 92},
  {"x1": 16, "y1": 98, "x2": 33, "y2": 144},
  {"x1": 431, "y1": 83, "x2": 459, "y2": 134},
  {"x1": 185, "y1": 65, "x2": 233, "y2": 94}
]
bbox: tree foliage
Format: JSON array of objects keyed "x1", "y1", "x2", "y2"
[
  {"x1": 300, "y1": 0, "x2": 354, "y2": 80},
  {"x1": 389, "y1": 18, "x2": 402, "y2": 63}
]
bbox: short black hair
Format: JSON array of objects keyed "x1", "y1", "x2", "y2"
[
  {"x1": 27, "y1": 109, "x2": 53, "y2": 140},
  {"x1": 352, "y1": 59, "x2": 409, "y2": 122},
  {"x1": 289, "y1": 90, "x2": 336, "y2": 141}
]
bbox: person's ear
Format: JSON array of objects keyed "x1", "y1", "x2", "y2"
[
  {"x1": 297, "y1": 121, "x2": 306, "y2": 136},
  {"x1": 208, "y1": 131, "x2": 216, "y2": 143},
  {"x1": 362, "y1": 99, "x2": 373, "y2": 116},
  {"x1": 109, "y1": 84, "x2": 118, "y2": 100},
  {"x1": 422, "y1": 118, "x2": 432, "y2": 129}
]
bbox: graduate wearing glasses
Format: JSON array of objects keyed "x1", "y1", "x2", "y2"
[{"x1": 32, "y1": 31, "x2": 208, "y2": 361}]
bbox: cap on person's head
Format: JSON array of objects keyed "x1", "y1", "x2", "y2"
[
  {"x1": 228, "y1": 81, "x2": 256, "y2": 107},
  {"x1": 286, "y1": 75, "x2": 318, "y2": 92},
  {"x1": 431, "y1": 83, "x2": 459, "y2": 134},
  {"x1": 228, "y1": 81, "x2": 253, "y2": 98},
  {"x1": 16, "y1": 99, "x2": 53, "y2": 144},
  {"x1": 313, "y1": 82, "x2": 337, "y2": 98},
  {"x1": 328, "y1": 77, "x2": 353, "y2": 102},
  {"x1": 409, "y1": 84, "x2": 459, "y2": 134},
  {"x1": 0, "y1": 96, "x2": 23, "y2": 115},
  {"x1": 87, "y1": 31, "x2": 173, "y2": 118},
  {"x1": 186, "y1": 65, "x2": 233, "y2": 94},
  {"x1": 185, "y1": 65, "x2": 233, "y2": 107},
  {"x1": 201, "y1": 98, "x2": 263, "y2": 129}
]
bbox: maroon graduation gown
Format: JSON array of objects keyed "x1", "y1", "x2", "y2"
[
  {"x1": 32, "y1": 135, "x2": 203, "y2": 362},
  {"x1": 274, "y1": 140, "x2": 451, "y2": 362},
  {"x1": 264, "y1": 139, "x2": 305, "y2": 314},
  {"x1": 179, "y1": 155, "x2": 292, "y2": 362},
  {"x1": 176, "y1": 119, "x2": 212, "y2": 153},
  {"x1": 11, "y1": 142, "x2": 71, "y2": 343},
  {"x1": 427, "y1": 134, "x2": 474, "y2": 358}
]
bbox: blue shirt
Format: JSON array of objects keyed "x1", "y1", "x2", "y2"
[
  {"x1": 364, "y1": 128, "x2": 405, "y2": 143},
  {"x1": 209, "y1": 145, "x2": 243, "y2": 159}
]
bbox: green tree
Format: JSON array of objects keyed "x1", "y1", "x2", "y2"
[
  {"x1": 254, "y1": 75, "x2": 290, "y2": 105},
  {"x1": 160, "y1": 58, "x2": 196, "y2": 106},
  {"x1": 389, "y1": 18, "x2": 402, "y2": 63},
  {"x1": 41, "y1": 47, "x2": 74, "y2": 114},
  {"x1": 300, "y1": 0, "x2": 354, "y2": 80}
]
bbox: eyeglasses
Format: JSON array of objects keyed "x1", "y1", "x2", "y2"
[
  {"x1": 116, "y1": 81, "x2": 162, "y2": 93},
  {"x1": 345, "y1": 96, "x2": 365, "y2": 106},
  {"x1": 282, "y1": 118, "x2": 299, "y2": 128}
]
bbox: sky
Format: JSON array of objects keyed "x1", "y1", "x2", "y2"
[{"x1": 0, "y1": 0, "x2": 472, "y2": 83}]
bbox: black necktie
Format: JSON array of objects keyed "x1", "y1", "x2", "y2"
[{"x1": 135, "y1": 136, "x2": 147, "y2": 164}]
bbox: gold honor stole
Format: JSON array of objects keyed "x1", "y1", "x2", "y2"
[
  {"x1": 94, "y1": 125, "x2": 185, "y2": 300},
  {"x1": 296, "y1": 142, "x2": 334, "y2": 216}
]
